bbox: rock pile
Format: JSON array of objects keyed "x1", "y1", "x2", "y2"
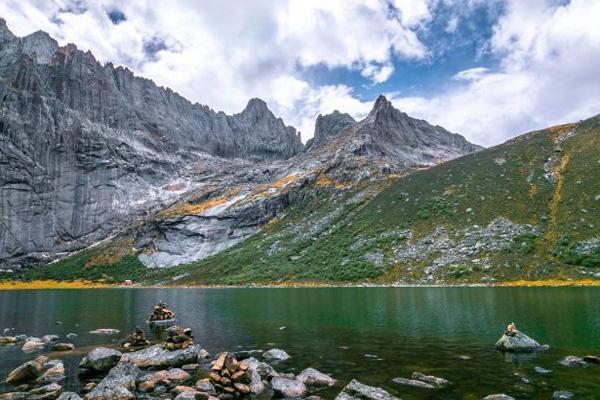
[
  {"x1": 149, "y1": 301, "x2": 176, "y2": 322},
  {"x1": 122, "y1": 327, "x2": 150, "y2": 350},
  {"x1": 164, "y1": 326, "x2": 194, "y2": 350},
  {"x1": 209, "y1": 352, "x2": 252, "y2": 398}
]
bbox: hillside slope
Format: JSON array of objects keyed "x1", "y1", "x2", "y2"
[
  {"x1": 15, "y1": 114, "x2": 600, "y2": 285},
  {"x1": 146, "y1": 114, "x2": 600, "y2": 286}
]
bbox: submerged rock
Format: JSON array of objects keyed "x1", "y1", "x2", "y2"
[
  {"x1": 393, "y1": 377, "x2": 434, "y2": 389},
  {"x1": 53, "y1": 343, "x2": 75, "y2": 351},
  {"x1": 534, "y1": 366, "x2": 552, "y2": 374},
  {"x1": 22, "y1": 337, "x2": 45, "y2": 353},
  {"x1": 37, "y1": 362, "x2": 65, "y2": 384},
  {"x1": 271, "y1": 376, "x2": 307, "y2": 398},
  {"x1": 559, "y1": 355, "x2": 587, "y2": 368},
  {"x1": 89, "y1": 329, "x2": 120, "y2": 335},
  {"x1": 553, "y1": 391, "x2": 574, "y2": 399},
  {"x1": 483, "y1": 395, "x2": 515, "y2": 400},
  {"x1": 0, "y1": 336, "x2": 19, "y2": 344},
  {"x1": 262, "y1": 348, "x2": 290, "y2": 361},
  {"x1": 79, "y1": 347, "x2": 122, "y2": 372}
]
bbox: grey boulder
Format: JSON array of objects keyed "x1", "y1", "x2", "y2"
[
  {"x1": 263, "y1": 348, "x2": 291, "y2": 361},
  {"x1": 271, "y1": 376, "x2": 307, "y2": 398},
  {"x1": 84, "y1": 360, "x2": 140, "y2": 400},
  {"x1": 79, "y1": 347, "x2": 123, "y2": 372},
  {"x1": 120, "y1": 344, "x2": 200, "y2": 369},
  {"x1": 6, "y1": 360, "x2": 43, "y2": 383},
  {"x1": 297, "y1": 367, "x2": 336, "y2": 386},
  {"x1": 495, "y1": 331, "x2": 546, "y2": 352},
  {"x1": 335, "y1": 379, "x2": 400, "y2": 400}
]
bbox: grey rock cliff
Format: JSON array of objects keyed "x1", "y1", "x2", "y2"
[{"x1": 0, "y1": 20, "x2": 303, "y2": 267}]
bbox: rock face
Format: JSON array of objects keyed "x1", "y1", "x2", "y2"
[
  {"x1": 306, "y1": 111, "x2": 356, "y2": 150},
  {"x1": 85, "y1": 360, "x2": 140, "y2": 400},
  {"x1": 0, "y1": 20, "x2": 303, "y2": 268}
]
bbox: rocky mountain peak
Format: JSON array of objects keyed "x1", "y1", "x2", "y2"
[
  {"x1": 307, "y1": 110, "x2": 356, "y2": 150},
  {"x1": 0, "y1": 18, "x2": 15, "y2": 43},
  {"x1": 365, "y1": 95, "x2": 397, "y2": 124},
  {"x1": 20, "y1": 30, "x2": 59, "y2": 64},
  {"x1": 240, "y1": 98, "x2": 272, "y2": 120}
]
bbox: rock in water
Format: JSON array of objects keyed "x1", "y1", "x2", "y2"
[
  {"x1": 148, "y1": 302, "x2": 176, "y2": 322},
  {"x1": 22, "y1": 337, "x2": 45, "y2": 353},
  {"x1": 393, "y1": 377, "x2": 435, "y2": 389},
  {"x1": 85, "y1": 360, "x2": 140, "y2": 400},
  {"x1": 53, "y1": 343, "x2": 75, "y2": 351},
  {"x1": 79, "y1": 347, "x2": 123, "y2": 372},
  {"x1": 553, "y1": 391, "x2": 574, "y2": 399},
  {"x1": 89, "y1": 329, "x2": 120, "y2": 335},
  {"x1": 37, "y1": 362, "x2": 65, "y2": 384},
  {"x1": 164, "y1": 326, "x2": 194, "y2": 350},
  {"x1": 57, "y1": 393, "x2": 83, "y2": 400},
  {"x1": 26, "y1": 383, "x2": 63, "y2": 399},
  {"x1": 6, "y1": 360, "x2": 43, "y2": 383},
  {"x1": 495, "y1": 327, "x2": 546, "y2": 352},
  {"x1": 297, "y1": 367, "x2": 337, "y2": 386},
  {"x1": 262, "y1": 348, "x2": 290, "y2": 361},
  {"x1": 120, "y1": 344, "x2": 200, "y2": 369},
  {"x1": 411, "y1": 372, "x2": 451, "y2": 388},
  {"x1": 335, "y1": 379, "x2": 400, "y2": 400},
  {"x1": 271, "y1": 377, "x2": 307, "y2": 398},
  {"x1": 559, "y1": 355, "x2": 587, "y2": 368},
  {"x1": 483, "y1": 395, "x2": 515, "y2": 400}
]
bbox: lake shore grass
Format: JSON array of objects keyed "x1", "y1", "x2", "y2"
[
  {"x1": 0, "y1": 279, "x2": 110, "y2": 290},
  {"x1": 1, "y1": 278, "x2": 600, "y2": 290}
]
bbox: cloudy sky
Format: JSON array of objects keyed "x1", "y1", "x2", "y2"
[{"x1": 1, "y1": 0, "x2": 599, "y2": 146}]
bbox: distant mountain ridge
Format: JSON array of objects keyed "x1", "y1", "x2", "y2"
[{"x1": 0, "y1": 20, "x2": 481, "y2": 270}]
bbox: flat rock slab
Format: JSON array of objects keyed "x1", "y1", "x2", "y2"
[
  {"x1": 336, "y1": 379, "x2": 400, "y2": 400},
  {"x1": 80, "y1": 347, "x2": 122, "y2": 372},
  {"x1": 393, "y1": 377, "x2": 434, "y2": 389},
  {"x1": 121, "y1": 344, "x2": 201, "y2": 369},
  {"x1": 89, "y1": 329, "x2": 120, "y2": 335},
  {"x1": 483, "y1": 395, "x2": 515, "y2": 400},
  {"x1": 85, "y1": 360, "x2": 140, "y2": 400}
]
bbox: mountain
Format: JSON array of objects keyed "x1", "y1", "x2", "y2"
[
  {"x1": 0, "y1": 21, "x2": 481, "y2": 275},
  {"x1": 0, "y1": 19, "x2": 302, "y2": 267},
  {"x1": 129, "y1": 114, "x2": 598, "y2": 286}
]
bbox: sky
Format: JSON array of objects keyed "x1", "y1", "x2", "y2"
[{"x1": 1, "y1": 0, "x2": 599, "y2": 147}]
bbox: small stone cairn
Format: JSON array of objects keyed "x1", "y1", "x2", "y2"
[
  {"x1": 122, "y1": 326, "x2": 150, "y2": 350},
  {"x1": 149, "y1": 301, "x2": 176, "y2": 322},
  {"x1": 164, "y1": 325, "x2": 194, "y2": 350},
  {"x1": 209, "y1": 352, "x2": 252, "y2": 398}
]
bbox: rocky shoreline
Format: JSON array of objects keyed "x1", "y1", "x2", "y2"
[{"x1": 1, "y1": 307, "x2": 598, "y2": 399}]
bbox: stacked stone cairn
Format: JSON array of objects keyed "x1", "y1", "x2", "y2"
[
  {"x1": 209, "y1": 353, "x2": 252, "y2": 398},
  {"x1": 122, "y1": 326, "x2": 150, "y2": 350},
  {"x1": 164, "y1": 325, "x2": 194, "y2": 351},
  {"x1": 149, "y1": 301, "x2": 176, "y2": 322}
]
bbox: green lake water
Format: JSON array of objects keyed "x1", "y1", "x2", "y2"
[{"x1": 0, "y1": 287, "x2": 599, "y2": 399}]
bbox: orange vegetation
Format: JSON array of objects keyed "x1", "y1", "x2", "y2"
[
  {"x1": 158, "y1": 196, "x2": 230, "y2": 218},
  {"x1": 497, "y1": 279, "x2": 600, "y2": 287},
  {"x1": 0, "y1": 280, "x2": 110, "y2": 290}
]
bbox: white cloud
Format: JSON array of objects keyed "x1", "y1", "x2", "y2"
[{"x1": 387, "y1": 0, "x2": 600, "y2": 147}]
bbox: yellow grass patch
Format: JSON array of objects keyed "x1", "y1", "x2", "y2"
[
  {"x1": 0, "y1": 280, "x2": 110, "y2": 290},
  {"x1": 497, "y1": 279, "x2": 600, "y2": 287},
  {"x1": 528, "y1": 184, "x2": 539, "y2": 198}
]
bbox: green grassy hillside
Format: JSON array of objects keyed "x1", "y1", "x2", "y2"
[{"x1": 9, "y1": 115, "x2": 600, "y2": 285}]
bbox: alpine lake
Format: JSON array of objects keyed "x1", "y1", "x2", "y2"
[{"x1": 0, "y1": 287, "x2": 599, "y2": 399}]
